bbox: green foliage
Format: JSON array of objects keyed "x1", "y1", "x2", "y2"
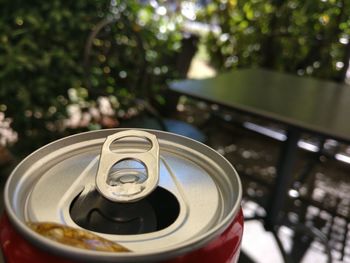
[
  {"x1": 199, "y1": 0, "x2": 350, "y2": 81},
  {"x1": 0, "y1": 0, "x2": 183, "y2": 157},
  {"x1": 86, "y1": 1, "x2": 183, "y2": 110},
  {"x1": 0, "y1": 0, "x2": 104, "y2": 154}
]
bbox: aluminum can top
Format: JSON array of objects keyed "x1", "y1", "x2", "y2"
[{"x1": 4, "y1": 129, "x2": 242, "y2": 262}]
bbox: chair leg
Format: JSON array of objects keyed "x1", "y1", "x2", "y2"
[
  {"x1": 289, "y1": 223, "x2": 333, "y2": 263},
  {"x1": 293, "y1": 138, "x2": 325, "y2": 189},
  {"x1": 271, "y1": 227, "x2": 292, "y2": 263}
]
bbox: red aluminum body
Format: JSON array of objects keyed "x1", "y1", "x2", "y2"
[{"x1": 0, "y1": 210, "x2": 243, "y2": 263}]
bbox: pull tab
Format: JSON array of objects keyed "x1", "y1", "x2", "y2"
[{"x1": 96, "y1": 130, "x2": 159, "y2": 203}]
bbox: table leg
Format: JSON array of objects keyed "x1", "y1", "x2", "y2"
[{"x1": 264, "y1": 128, "x2": 301, "y2": 231}]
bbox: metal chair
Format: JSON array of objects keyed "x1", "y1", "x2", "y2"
[{"x1": 83, "y1": 10, "x2": 206, "y2": 142}]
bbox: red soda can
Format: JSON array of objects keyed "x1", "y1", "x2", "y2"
[{"x1": 0, "y1": 129, "x2": 243, "y2": 262}]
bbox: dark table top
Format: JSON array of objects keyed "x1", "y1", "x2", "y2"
[{"x1": 169, "y1": 68, "x2": 350, "y2": 142}]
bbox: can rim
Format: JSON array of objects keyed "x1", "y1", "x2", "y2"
[{"x1": 4, "y1": 129, "x2": 242, "y2": 262}]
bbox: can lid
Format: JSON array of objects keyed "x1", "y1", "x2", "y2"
[
  {"x1": 95, "y1": 130, "x2": 159, "y2": 203},
  {"x1": 5, "y1": 129, "x2": 242, "y2": 262}
]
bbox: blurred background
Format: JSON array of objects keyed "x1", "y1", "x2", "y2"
[{"x1": 2, "y1": 0, "x2": 350, "y2": 262}]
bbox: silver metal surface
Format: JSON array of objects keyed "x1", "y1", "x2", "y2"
[
  {"x1": 4, "y1": 129, "x2": 242, "y2": 262},
  {"x1": 95, "y1": 130, "x2": 160, "y2": 202}
]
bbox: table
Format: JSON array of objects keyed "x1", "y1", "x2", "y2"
[{"x1": 169, "y1": 68, "x2": 350, "y2": 258}]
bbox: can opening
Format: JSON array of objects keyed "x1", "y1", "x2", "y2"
[{"x1": 70, "y1": 186, "x2": 180, "y2": 235}]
